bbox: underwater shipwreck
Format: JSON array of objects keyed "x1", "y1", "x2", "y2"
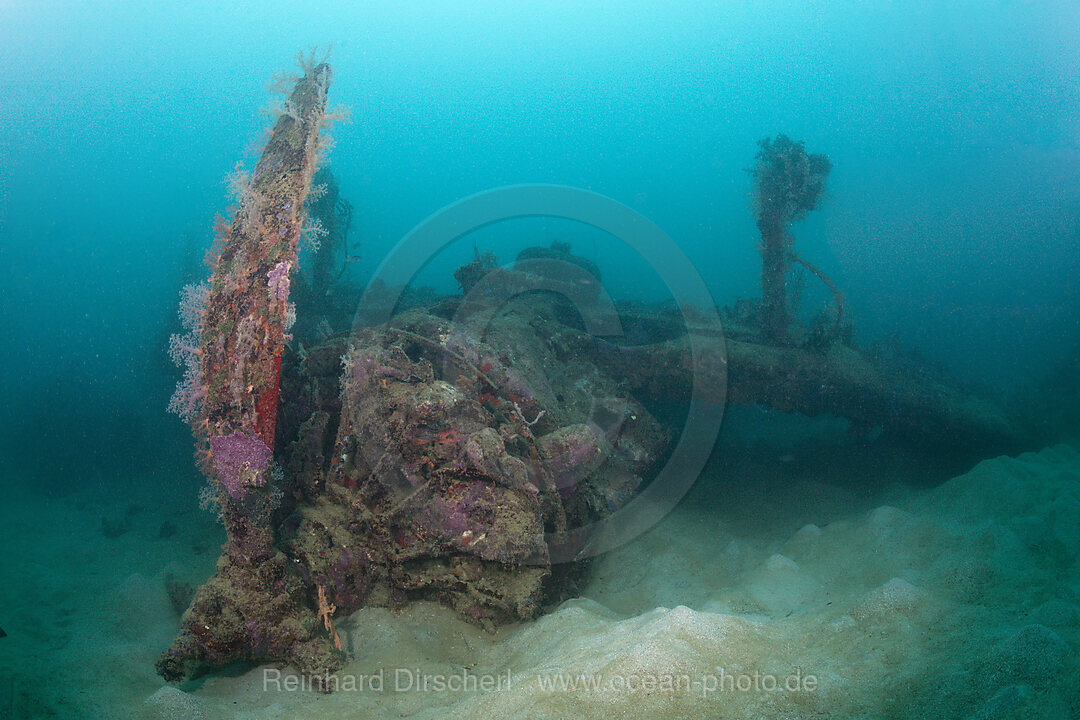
[{"x1": 158, "y1": 58, "x2": 1026, "y2": 686}]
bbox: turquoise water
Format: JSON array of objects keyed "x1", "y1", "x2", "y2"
[{"x1": 1, "y1": 2, "x2": 1078, "y2": 717}]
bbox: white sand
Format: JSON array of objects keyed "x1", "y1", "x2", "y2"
[{"x1": 2, "y1": 440, "x2": 1077, "y2": 719}]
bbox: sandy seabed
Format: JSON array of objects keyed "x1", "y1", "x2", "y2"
[{"x1": 3, "y1": 430, "x2": 1078, "y2": 719}]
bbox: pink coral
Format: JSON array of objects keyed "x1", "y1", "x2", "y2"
[
  {"x1": 177, "y1": 282, "x2": 209, "y2": 331},
  {"x1": 167, "y1": 283, "x2": 210, "y2": 426},
  {"x1": 168, "y1": 359, "x2": 206, "y2": 426}
]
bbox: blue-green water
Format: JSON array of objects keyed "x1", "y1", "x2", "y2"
[
  {"x1": 1, "y1": 2, "x2": 1078, "y2": 717},
  {"x1": 3, "y1": 1, "x2": 1078, "y2": 482}
]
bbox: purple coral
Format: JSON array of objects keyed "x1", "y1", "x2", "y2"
[
  {"x1": 209, "y1": 431, "x2": 273, "y2": 499},
  {"x1": 267, "y1": 261, "x2": 291, "y2": 301}
]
